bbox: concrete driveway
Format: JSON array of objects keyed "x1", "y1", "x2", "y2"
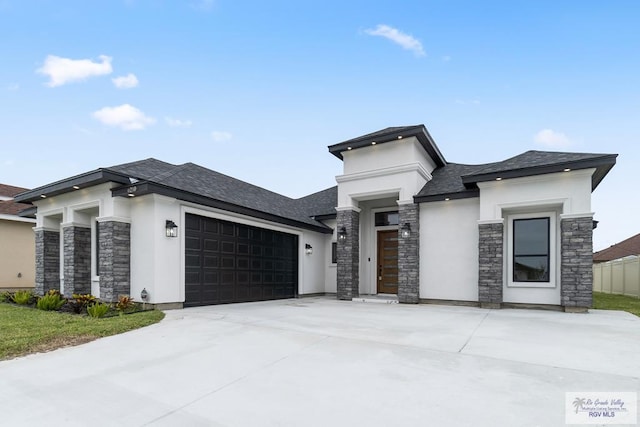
[{"x1": 1, "y1": 297, "x2": 639, "y2": 426}]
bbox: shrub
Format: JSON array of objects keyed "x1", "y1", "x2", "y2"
[
  {"x1": 12, "y1": 290, "x2": 33, "y2": 305},
  {"x1": 87, "y1": 302, "x2": 110, "y2": 318},
  {"x1": 68, "y1": 293, "x2": 97, "y2": 314},
  {"x1": 115, "y1": 295, "x2": 136, "y2": 313},
  {"x1": 36, "y1": 292, "x2": 66, "y2": 311},
  {"x1": 0, "y1": 291, "x2": 12, "y2": 303}
]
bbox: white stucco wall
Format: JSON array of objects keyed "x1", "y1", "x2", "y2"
[
  {"x1": 35, "y1": 184, "x2": 330, "y2": 304},
  {"x1": 337, "y1": 138, "x2": 436, "y2": 208},
  {"x1": 477, "y1": 169, "x2": 594, "y2": 220},
  {"x1": 420, "y1": 198, "x2": 480, "y2": 301},
  {"x1": 478, "y1": 169, "x2": 595, "y2": 305},
  {"x1": 322, "y1": 219, "x2": 337, "y2": 294}
]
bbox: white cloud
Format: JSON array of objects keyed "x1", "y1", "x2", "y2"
[
  {"x1": 191, "y1": 0, "x2": 214, "y2": 11},
  {"x1": 165, "y1": 117, "x2": 193, "y2": 128},
  {"x1": 92, "y1": 104, "x2": 156, "y2": 131},
  {"x1": 364, "y1": 24, "x2": 425, "y2": 56},
  {"x1": 211, "y1": 131, "x2": 232, "y2": 142},
  {"x1": 455, "y1": 99, "x2": 480, "y2": 105},
  {"x1": 37, "y1": 54, "x2": 113, "y2": 87},
  {"x1": 534, "y1": 129, "x2": 573, "y2": 148},
  {"x1": 112, "y1": 73, "x2": 139, "y2": 89}
]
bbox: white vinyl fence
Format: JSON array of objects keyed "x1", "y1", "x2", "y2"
[{"x1": 593, "y1": 255, "x2": 640, "y2": 298}]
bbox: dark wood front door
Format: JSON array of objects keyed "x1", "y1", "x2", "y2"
[{"x1": 377, "y1": 230, "x2": 398, "y2": 294}]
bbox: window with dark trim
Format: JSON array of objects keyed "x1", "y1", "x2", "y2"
[
  {"x1": 331, "y1": 242, "x2": 337, "y2": 264},
  {"x1": 374, "y1": 211, "x2": 399, "y2": 227},
  {"x1": 513, "y1": 217, "x2": 549, "y2": 282}
]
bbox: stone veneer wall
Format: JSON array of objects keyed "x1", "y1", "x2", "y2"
[
  {"x1": 561, "y1": 217, "x2": 593, "y2": 309},
  {"x1": 62, "y1": 226, "x2": 92, "y2": 298},
  {"x1": 336, "y1": 209, "x2": 359, "y2": 300},
  {"x1": 98, "y1": 221, "x2": 131, "y2": 302},
  {"x1": 35, "y1": 229, "x2": 60, "y2": 295},
  {"x1": 398, "y1": 203, "x2": 419, "y2": 303},
  {"x1": 478, "y1": 222, "x2": 503, "y2": 308}
]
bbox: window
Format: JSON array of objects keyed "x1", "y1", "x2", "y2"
[
  {"x1": 375, "y1": 211, "x2": 399, "y2": 226},
  {"x1": 331, "y1": 242, "x2": 337, "y2": 264},
  {"x1": 513, "y1": 217, "x2": 549, "y2": 282}
]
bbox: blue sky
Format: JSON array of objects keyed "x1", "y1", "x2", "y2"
[{"x1": 0, "y1": 0, "x2": 638, "y2": 250}]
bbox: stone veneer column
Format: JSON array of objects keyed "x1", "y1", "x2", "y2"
[
  {"x1": 561, "y1": 216, "x2": 593, "y2": 312},
  {"x1": 336, "y1": 208, "x2": 359, "y2": 300},
  {"x1": 35, "y1": 229, "x2": 60, "y2": 295},
  {"x1": 62, "y1": 226, "x2": 92, "y2": 297},
  {"x1": 478, "y1": 221, "x2": 503, "y2": 308},
  {"x1": 99, "y1": 221, "x2": 131, "y2": 302},
  {"x1": 398, "y1": 202, "x2": 420, "y2": 303}
]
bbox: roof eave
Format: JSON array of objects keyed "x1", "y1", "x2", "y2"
[
  {"x1": 414, "y1": 189, "x2": 479, "y2": 203},
  {"x1": 112, "y1": 182, "x2": 334, "y2": 234},
  {"x1": 328, "y1": 125, "x2": 447, "y2": 167},
  {"x1": 14, "y1": 169, "x2": 132, "y2": 203},
  {"x1": 460, "y1": 155, "x2": 618, "y2": 190}
]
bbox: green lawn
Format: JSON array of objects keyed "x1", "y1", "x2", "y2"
[
  {"x1": 593, "y1": 292, "x2": 640, "y2": 317},
  {"x1": 0, "y1": 303, "x2": 165, "y2": 360}
]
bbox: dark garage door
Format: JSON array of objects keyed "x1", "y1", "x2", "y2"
[{"x1": 185, "y1": 213, "x2": 298, "y2": 307}]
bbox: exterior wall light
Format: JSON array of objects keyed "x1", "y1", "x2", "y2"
[
  {"x1": 338, "y1": 227, "x2": 347, "y2": 241},
  {"x1": 401, "y1": 223, "x2": 411, "y2": 238},
  {"x1": 305, "y1": 243, "x2": 313, "y2": 255},
  {"x1": 141, "y1": 288, "x2": 148, "y2": 301},
  {"x1": 166, "y1": 220, "x2": 178, "y2": 237}
]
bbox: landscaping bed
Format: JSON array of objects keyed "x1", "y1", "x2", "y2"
[{"x1": 0, "y1": 290, "x2": 165, "y2": 360}]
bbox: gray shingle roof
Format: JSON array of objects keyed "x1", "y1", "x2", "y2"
[
  {"x1": 105, "y1": 160, "x2": 333, "y2": 231},
  {"x1": 416, "y1": 150, "x2": 617, "y2": 202},
  {"x1": 295, "y1": 186, "x2": 337, "y2": 218}
]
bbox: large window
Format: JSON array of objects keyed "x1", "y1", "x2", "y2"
[{"x1": 513, "y1": 217, "x2": 550, "y2": 282}]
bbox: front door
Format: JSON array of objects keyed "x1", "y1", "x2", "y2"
[{"x1": 377, "y1": 230, "x2": 398, "y2": 294}]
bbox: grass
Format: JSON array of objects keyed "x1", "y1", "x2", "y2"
[
  {"x1": 593, "y1": 292, "x2": 640, "y2": 317},
  {"x1": 0, "y1": 303, "x2": 165, "y2": 360}
]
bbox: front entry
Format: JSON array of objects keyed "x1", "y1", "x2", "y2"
[{"x1": 377, "y1": 230, "x2": 398, "y2": 294}]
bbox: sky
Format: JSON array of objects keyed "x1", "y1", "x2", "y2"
[{"x1": 0, "y1": 0, "x2": 638, "y2": 251}]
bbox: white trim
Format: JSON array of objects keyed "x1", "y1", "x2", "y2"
[
  {"x1": 477, "y1": 219, "x2": 504, "y2": 225},
  {"x1": 345, "y1": 189, "x2": 400, "y2": 203},
  {"x1": 0, "y1": 196, "x2": 12, "y2": 201},
  {"x1": 0, "y1": 214, "x2": 36, "y2": 223},
  {"x1": 477, "y1": 168, "x2": 595, "y2": 188},
  {"x1": 61, "y1": 222, "x2": 91, "y2": 229},
  {"x1": 396, "y1": 199, "x2": 414, "y2": 206},
  {"x1": 335, "y1": 162, "x2": 432, "y2": 184},
  {"x1": 505, "y1": 211, "x2": 558, "y2": 289},
  {"x1": 96, "y1": 215, "x2": 132, "y2": 224},
  {"x1": 33, "y1": 226, "x2": 60, "y2": 233},
  {"x1": 335, "y1": 206, "x2": 362, "y2": 213},
  {"x1": 560, "y1": 212, "x2": 594, "y2": 219},
  {"x1": 496, "y1": 198, "x2": 567, "y2": 219}
]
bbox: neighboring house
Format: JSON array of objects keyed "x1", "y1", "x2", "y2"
[
  {"x1": 0, "y1": 184, "x2": 36, "y2": 290},
  {"x1": 593, "y1": 233, "x2": 640, "y2": 263},
  {"x1": 14, "y1": 125, "x2": 617, "y2": 311}
]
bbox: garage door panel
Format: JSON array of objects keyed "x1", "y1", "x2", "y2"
[{"x1": 184, "y1": 213, "x2": 298, "y2": 307}]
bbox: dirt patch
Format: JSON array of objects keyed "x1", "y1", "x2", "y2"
[{"x1": 23, "y1": 335, "x2": 98, "y2": 358}]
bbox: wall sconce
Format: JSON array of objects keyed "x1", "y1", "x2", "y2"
[
  {"x1": 305, "y1": 243, "x2": 313, "y2": 255},
  {"x1": 165, "y1": 220, "x2": 178, "y2": 237},
  {"x1": 140, "y1": 288, "x2": 149, "y2": 301},
  {"x1": 401, "y1": 223, "x2": 411, "y2": 238},
  {"x1": 338, "y1": 227, "x2": 347, "y2": 241}
]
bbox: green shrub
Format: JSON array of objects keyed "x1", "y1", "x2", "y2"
[
  {"x1": 12, "y1": 290, "x2": 33, "y2": 305},
  {"x1": 69, "y1": 293, "x2": 97, "y2": 314},
  {"x1": 87, "y1": 302, "x2": 110, "y2": 318},
  {"x1": 36, "y1": 292, "x2": 66, "y2": 311},
  {"x1": 0, "y1": 291, "x2": 12, "y2": 303}
]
